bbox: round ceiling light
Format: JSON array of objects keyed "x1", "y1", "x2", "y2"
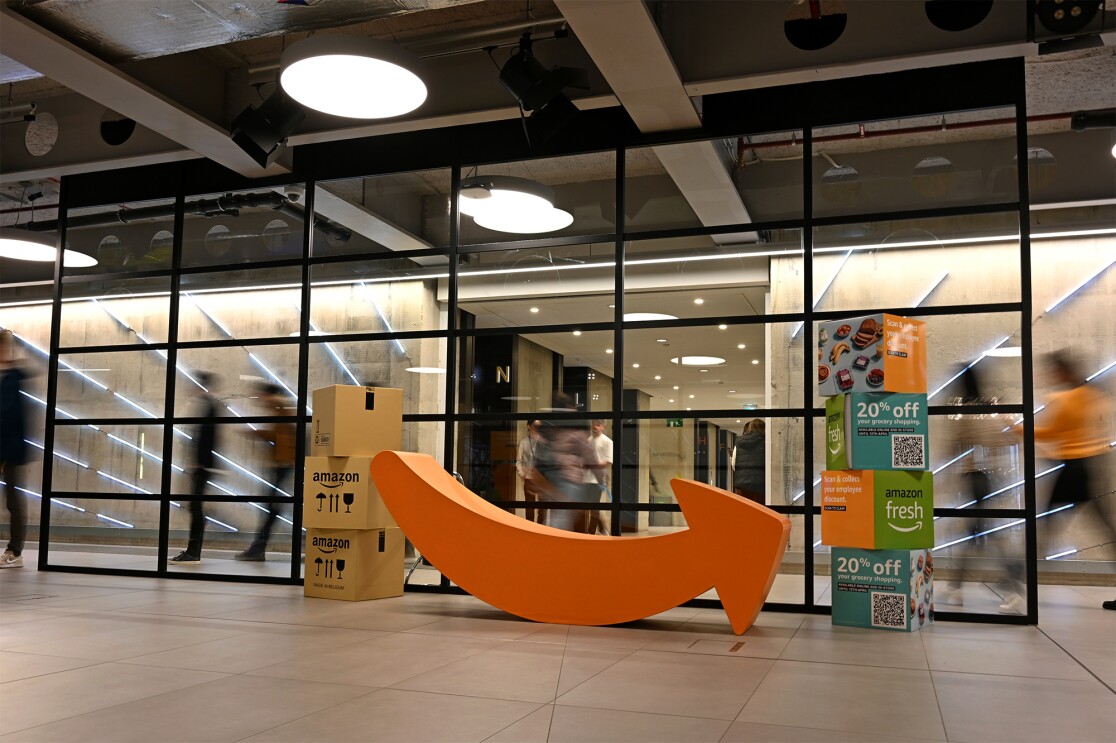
[
  {"x1": 671, "y1": 356, "x2": 726, "y2": 366},
  {"x1": 459, "y1": 175, "x2": 573, "y2": 234},
  {"x1": 623, "y1": 312, "x2": 677, "y2": 322},
  {"x1": 280, "y1": 36, "x2": 427, "y2": 119},
  {"x1": 0, "y1": 229, "x2": 97, "y2": 268}
]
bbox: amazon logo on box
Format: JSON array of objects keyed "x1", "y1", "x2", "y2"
[
  {"x1": 821, "y1": 470, "x2": 934, "y2": 550},
  {"x1": 817, "y1": 313, "x2": 926, "y2": 396}
]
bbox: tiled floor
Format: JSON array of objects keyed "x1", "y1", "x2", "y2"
[{"x1": 1, "y1": 559, "x2": 1113, "y2": 742}]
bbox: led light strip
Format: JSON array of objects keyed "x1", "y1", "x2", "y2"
[
  {"x1": 360, "y1": 281, "x2": 407, "y2": 355},
  {"x1": 932, "y1": 502, "x2": 1074, "y2": 551},
  {"x1": 1044, "y1": 255, "x2": 1116, "y2": 313}
]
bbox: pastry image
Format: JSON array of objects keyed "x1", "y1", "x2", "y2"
[
  {"x1": 852, "y1": 318, "x2": 878, "y2": 348},
  {"x1": 835, "y1": 324, "x2": 852, "y2": 339},
  {"x1": 916, "y1": 574, "x2": 923, "y2": 593},
  {"x1": 867, "y1": 368, "x2": 884, "y2": 387},
  {"x1": 853, "y1": 354, "x2": 869, "y2": 370},
  {"x1": 929, "y1": 602, "x2": 935, "y2": 620},
  {"x1": 918, "y1": 603, "x2": 926, "y2": 625},
  {"x1": 910, "y1": 596, "x2": 916, "y2": 617},
  {"x1": 818, "y1": 328, "x2": 829, "y2": 346},
  {"x1": 829, "y1": 341, "x2": 851, "y2": 364},
  {"x1": 874, "y1": 342, "x2": 884, "y2": 360},
  {"x1": 818, "y1": 364, "x2": 831, "y2": 383},
  {"x1": 837, "y1": 369, "x2": 853, "y2": 391},
  {"x1": 924, "y1": 589, "x2": 932, "y2": 605},
  {"x1": 917, "y1": 555, "x2": 924, "y2": 572}
]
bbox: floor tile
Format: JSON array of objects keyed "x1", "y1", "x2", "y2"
[
  {"x1": 404, "y1": 613, "x2": 548, "y2": 641},
  {"x1": 0, "y1": 674, "x2": 370, "y2": 743},
  {"x1": 555, "y1": 646, "x2": 635, "y2": 697},
  {"x1": 557, "y1": 650, "x2": 773, "y2": 720},
  {"x1": 641, "y1": 620, "x2": 796, "y2": 659},
  {"x1": 921, "y1": 632, "x2": 1092, "y2": 680},
  {"x1": 214, "y1": 594, "x2": 471, "y2": 632},
  {"x1": 248, "y1": 630, "x2": 499, "y2": 687},
  {"x1": 0, "y1": 651, "x2": 98, "y2": 683},
  {"x1": 0, "y1": 662, "x2": 225, "y2": 736},
  {"x1": 561, "y1": 624, "x2": 668, "y2": 650},
  {"x1": 1047, "y1": 638, "x2": 1116, "y2": 688},
  {"x1": 485, "y1": 704, "x2": 554, "y2": 742},
  {"x1": 544, "y1": 705, "x2": 731, "y2": 742},
  {"x1": 737, "y1": 660, "x2": 945, "y2": 741},
  {"x1": 392, "y1": 640, "x2": 567, "y2": 702},
  {"x1": 779, "y1": 626, "x2": 929, "y2": 670},
  {"x1": 237, "y1": 688, "x2": 541, "y2": 743},
  {"x1": 933, "y1": 670, "x2": 1116, "y2": 742},
  {"x1": 721, "y1": 721, "x2": 934, "y2": 742}
]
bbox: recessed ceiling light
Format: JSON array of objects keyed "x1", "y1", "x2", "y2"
[
  {"x1": 624, "y1": 312, "x2": 677, "y2": 322},
  {"x1": 699, "y1": 369, "x2": 708, "y2": 373},
  {"x1": 606, "y1": 348, "x2": 613, "y2": 354},
  {"x1": 718, "y1": 324, "x2": 727, "y2": 330},
  {"x1": 751, "y1": 359, "x2": 760, "y2": 365},
  {"x1": 654, "y1": 375, "x2": 661, "y2": 380},
  {"x1": 737, "y1": 343, "x2": 746, "y2": 349},
  {"x1": 688, "y1": 394, "x2": 695, "y2": 399},
  {"x1": 572, "y1": 330, "x2": 582, "y2": 336},
  {"x1": 694, "y1": 298, "x2": 704, "y2": 305},
  {"x1": 280, "y1": 36, "x2": 427, "y2": 119},
  {"x1": 608, "y1": 304, "x2": 615, "y2": 309},
  {"x1": 736, "y1": 419, "x2": 742, "y2": 423},
  {"x1": 632, "y1": 363, "x2": 640, "y2": 368},
  {"x1": 673, "y1": 385, "x2": 680, "y2": 390},
  {"x1": 729, "y1": 390, "x2": 736, "y2": 393},
  {"x1": 529, "y1": 307, "x2": 539, "y2": 313},
  {"x1": 669, "y1": 399, "x2": 675, "y2": 403},
  {"x1": 656, "y1": 338, "x2": 668, "y2": 343},
  {"x1": 671, "y1": 356, "x2": 725, "y2": 366},
  {"x1": 686, "y1": 407, "x2": 691, "y2": 411},
  {"x1": 405, "y1": 367, "x2": 446, "y2": 374}
]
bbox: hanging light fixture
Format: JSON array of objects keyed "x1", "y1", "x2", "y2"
[
  {"x1": 279, "y1": 36, "x2": 427, "y2": 119},
  {"x1": 0, "y1": 228, "x2": 97, "y2": 268},
  {"x1": 458, "y1": 175, "x2": 573, "y2": 234}
]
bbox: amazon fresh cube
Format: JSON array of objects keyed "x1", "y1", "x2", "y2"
[
  {"x1": 304, "y1": 527, "x2": 404, "y2": 601},
  {"x1": 825, "y1": 392, "x2": 929, "y2": 471},
  {"x1": 303, "y1": 456, "x2": 395, "y2": 530},
  {"x1": 310, "y1": 386, "x2": 402, "y2": 457},
  {"x1": 817, "y1": 314, "x2": 926, "y2": 396},
  {"x1": 821, "y1": 470, "x2": 934, "y2": 549},
  {"x1": 832, "y1": 548, "x2": 935, "y2": 632}
]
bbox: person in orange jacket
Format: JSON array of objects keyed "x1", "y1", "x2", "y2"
[
  {"x1": 237, "y1": 383, "x2": 296, "y2": 561},
  {"x1": 1007, "y1": 351, "x2": 1114, "y2": 612}
]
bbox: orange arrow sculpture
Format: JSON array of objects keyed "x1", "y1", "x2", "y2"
[{"x1": 371, "y1": 451, "x2": 791, "y2": 635}]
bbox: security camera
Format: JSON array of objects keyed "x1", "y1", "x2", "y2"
[{"x1": 284, "y1": 185, "x2": 305, "y2": 203}]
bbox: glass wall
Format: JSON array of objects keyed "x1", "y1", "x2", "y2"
[{"x1": 14, "y1": 67, "x2": 1109, "y2": 623}]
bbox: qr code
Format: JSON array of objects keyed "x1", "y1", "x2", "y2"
[
  {"x1": 871, "y1": 591, "x2": 908, "y2": 629},
  {"x1": 892, "y1": 435, "x2": 925, "y2": 469}
]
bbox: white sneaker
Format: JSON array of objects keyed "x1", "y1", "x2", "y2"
[
  {"x1": 0, "y1": 550, "x2": 24, "y2": 568},
  {"x1": 938, "y1": 586, "x2": 963, "y2": 606},
  {"x1": 999, "y1": 594, "x2": 1025, "y2": 614}
]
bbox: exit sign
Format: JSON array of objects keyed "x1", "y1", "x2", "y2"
[{"x1": 666, "y1": 418, "x2": 684, "y2": 428}]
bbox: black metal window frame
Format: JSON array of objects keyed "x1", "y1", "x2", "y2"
[{"x1": 34, "y1": 58, "x2": 1040, "y2": 622}]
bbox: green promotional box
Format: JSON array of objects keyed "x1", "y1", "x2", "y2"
[
  {"x1": 821, "y1": 469, "x2": 934, "y2": 549},
  {"x1": 826, "y1": 392, "x2": 929, "y2": 471},
  {"x1": 831, "y1": 548, "x2": 935, "y2": 632}
]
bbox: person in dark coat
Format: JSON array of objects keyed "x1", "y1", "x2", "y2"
[
  {"x1": 732, "y1": 419, "x2": 766, "y2": 505},
  {"x1": 171, "y1": 372, "x2": 220, "y2": 564},
  {"x1": 0, "y1": 330, "x2": 29, "y2": 569}
]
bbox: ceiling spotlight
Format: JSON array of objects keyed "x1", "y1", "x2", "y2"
[
  {"x1": 606, "y1": 348, "x2": 614, "y2": 354},
  {"x1": 718, "y1": 324, "x2": 728, "y2": 330},
  {"x1": 656, "y1": 338, "x2": 668, "y2": 343},
  {"x1": 572, "y1": 330, "x2": 582, "y2": 336},
  {"x1": 280, "y1": 36, "x2": 427, "y2": 119},
  {"x1": 529, "y1": 306, "x2": 540, "y2": 313},
  {"x1": 499, "y1": 32, "x2": 589, "y2": 142},
  {"x1": 654, "y1": 375, "x2": 661, "y2": 380},
  {"x1": 737, "y1": 344, "x2": 746, "y2": 349},
  {"x1": 671, "y1": 355, "x2": 726, "y2": 366},
  {"x1": 459, "y1": 175, "x2": 573, "y2": 234},
  {"x1": 0, "y1": 228, "x2": 97, "y2": 268},
  {"x1": 632, "y1": 363, "x2": 640, "y2": 368},
  {"x1": 673, "y1": 385, "x2": 680, "y2": 390},
  {"x1": 699, "y1": 369, "x2": 709, "y2": 373},
  {"x1": 229, "y1": 88, "x2": 305, "y2": 168},
  {"x1": 669, "y1": 399, "x2": 675, "y2": 403},
  {"x1": 693, "y1": 298, "x2": 704, "y2": 305},
  {"x1": 688, "y1": 394, "x2": 695, "y2": 399},
  {"x1": 624, "y1": 312, "x2": 677, "y2": 322},
  {"x1": 752, "y1": 359, "x2": 760, "y2": 365}
]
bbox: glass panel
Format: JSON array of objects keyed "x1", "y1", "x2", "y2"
[
  {"x1": 181, "y1": 187, "x2": 306, "y2": 269},
  {"x1": 927, "y1": 516, "x2": 1028, "y2": 616},
  {"x1": 178, "y1": 268, "x2": 302, "y2": 342},
  {"x1": 60, "y1": 277, "x2": 173, "y2": 347},
  {"x1": 64, "y1": 197, "x2": 176, "y2": 276},
  {"x1": 625, "y1": 132, "x2": 805, "y2": 233},
  {"x1": 810, "y1": 212, "x2": 1022, "y2": 313},
  {"x1": 52, "y1": 424, "x2": 165, "y2": 495},
  {"x1": 311, "y1": 170, "x2": 452, "y2": 257},
  {"x1": 458, "y1": 243, "x2": 615, "y2": 329},
  {"x1": 46, "y1": 497, "x2": 161, "y2": 570},
  {"x1": 307, "y1": 338, "x2": 446, "y2": 415},
  {"x1": 626, "y1": 232, "x2": 802, "y2": 317},
  {"x1": 0, "y1": 283, "x2": 54, "y2": 348},
  {"x1": 930, "y1": 414, "x2": 1023, "y2": 510},
  {"x1": 309, "y1": 257, "x2": 449, "y2": 334},
  {"x1": 456, "y1": 329, "x2": 613, "y2": 415},
  {"x1": 459, "y1": 152, "x2": 616, "y2": 245},
  {"x1": 173, "y1": 345, "x2": 300, "y2": 418},
  {"x1": 811, "y1": 106, "x2": 1018, "y2": 218},
  {"x1": 56, "y1": 351, "x2": 167, "y2": 419},
  {"x1": 623, "y1": 322, "x2": 802, "y2": 411}
]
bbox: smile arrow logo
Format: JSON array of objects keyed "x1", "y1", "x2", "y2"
[
  {"x1": 888, "y1": 521, "x2": 923, "y2": 532},
  {"x1": 371, "y1": 451, "x2": 791, "y2": 635}
]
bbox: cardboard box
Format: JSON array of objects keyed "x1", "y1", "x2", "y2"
[
  {"x1": 825, "y1": 392, "x2": 929, "y2": 471},
  {"x1": 304, "y1": 527, "x2": 404, "y2": 601},
  {"x1": 821, "y1": 470, "x2": 934, "y2": 549},
  {"x1": 310, "y1": 386, "x2": 402, "y2": 457},
  {"x1": 303, "y1": 456, "x2": 396, "y2": 530},
  {"x1": 832, "y1": 548, "x2": 935, "y2": 632},
  {"x1": 817, "y1": 314, "x2": 926, "y2": 396}
]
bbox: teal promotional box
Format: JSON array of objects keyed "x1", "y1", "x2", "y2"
[
  {"x1": 826, "y1": 392, "x2": 928, "y2": 471},
  {"x1": 831, "y1": 548, "x2": 935, "y2": 632}
]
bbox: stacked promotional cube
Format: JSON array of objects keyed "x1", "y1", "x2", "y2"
[
  {"x1": 303, "y1": 385, "x2": 405, "y2": 601},
  {"x1": 818, "y1": 314, "x2": 936, "y2": 631}
]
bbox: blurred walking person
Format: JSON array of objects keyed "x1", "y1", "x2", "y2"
[
  {"x1": 171, "y1": 372, "x2": 221, "y2": 564},
  {"x1": 732, "y1": 420, "x2": 766, "y2": 505},
  {"x1": 534, "y1": 393, "x2": 597, "y2": 533},
  {"x1": 237, "y1": 383, "x2": 296, "y2": 561},
  {"x1": 0, "y1": 330, "x2": 29, "y2": 569},
  {"x1": 516, "y1": 420, "x2": 544, "y2": 524}
]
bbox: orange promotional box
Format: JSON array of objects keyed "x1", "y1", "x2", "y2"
[
  {"x1": 820, "y1": 470, "x2": 934, "y2": 550},
  {"x1": 817, "y1": 314, "x2": 927, "y2": 396}
]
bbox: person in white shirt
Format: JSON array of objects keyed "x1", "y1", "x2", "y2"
[
  {"x1": 516, "y1": 420, "x2": 543, "y2": 524},
  {"x1": 584, "y1": 419, "x2": 613, "y2": 535}
]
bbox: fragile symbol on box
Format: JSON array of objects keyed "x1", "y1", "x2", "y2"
[
  {"x1": 313, "y1": 557, "x2": 346, "y2": 579},
  {"x1": 314, "y1": 492, "x2": 354, "y2": 513}
]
